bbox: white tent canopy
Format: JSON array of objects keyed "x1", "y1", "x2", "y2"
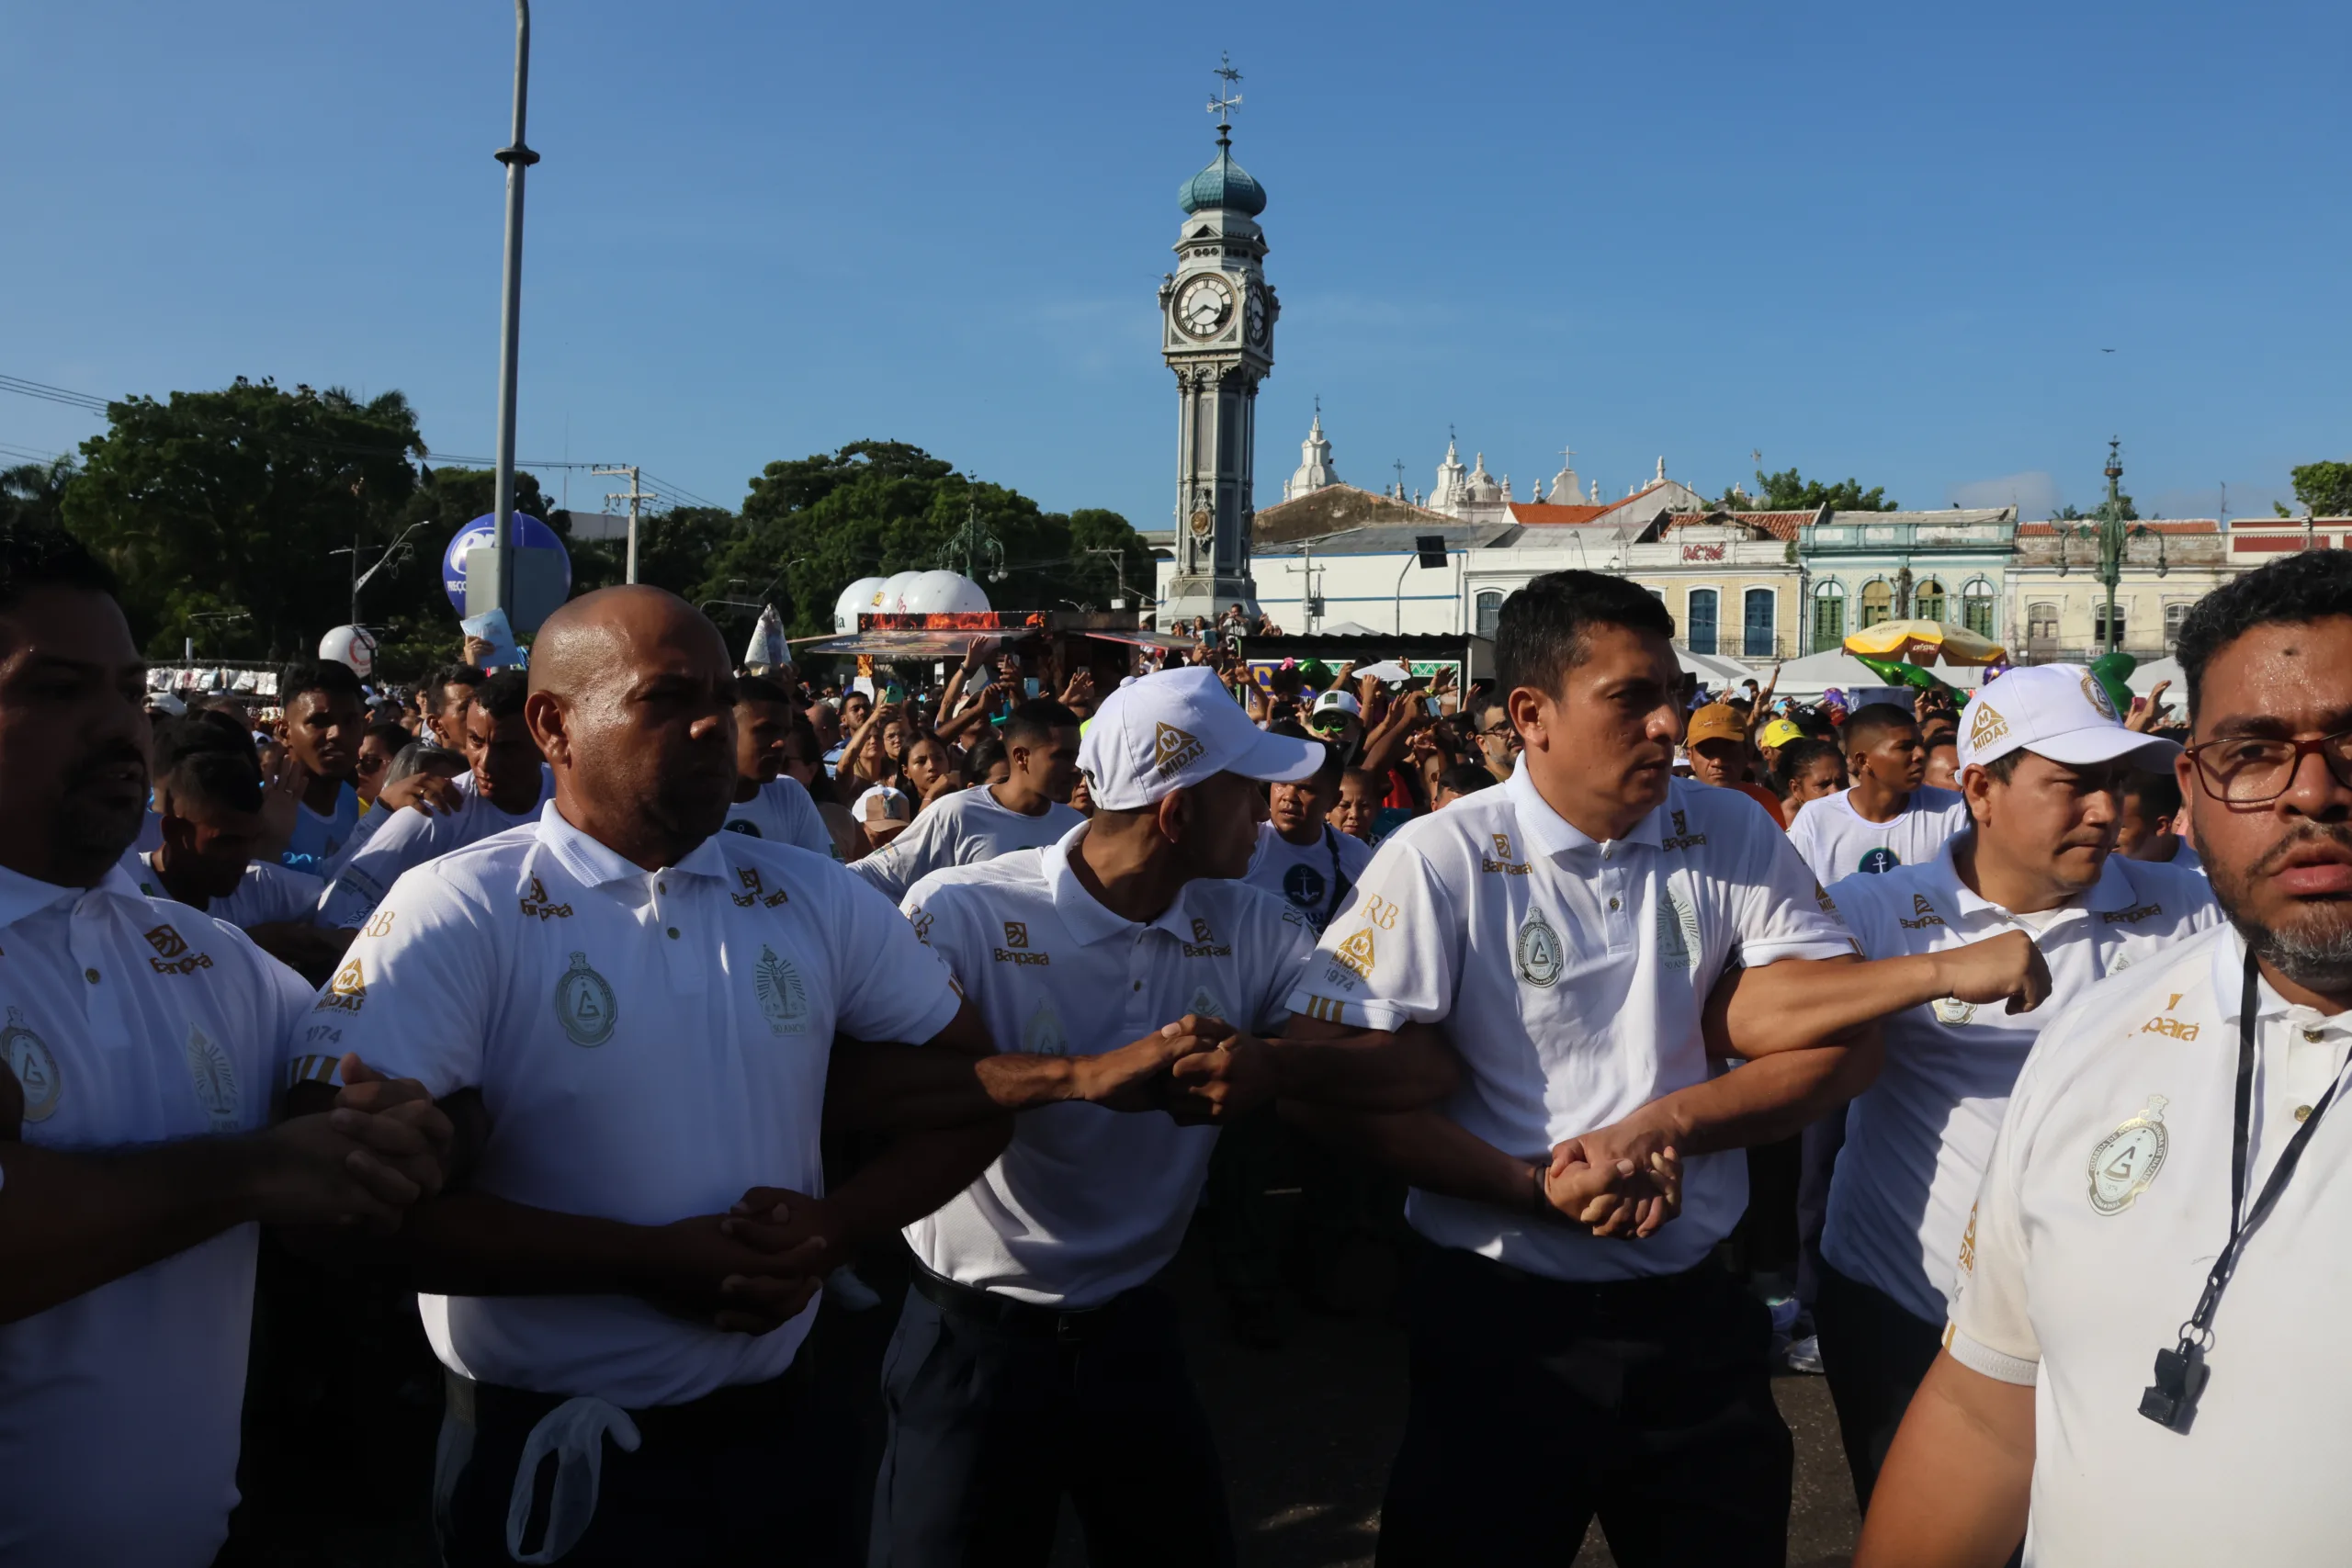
[
  {"x1": 1675, "y1": 646, "x2": 1756, "y2": 689},
  {"x1": 2125, "y1": 655, "x2": 2181, "y2": 696},
  {"x1": 1770, "y1": 647, "x2": 1991, "y2": 702}
]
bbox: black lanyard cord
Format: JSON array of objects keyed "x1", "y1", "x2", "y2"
[{"x1": 2145, "y1": 952, "x2": 2350, "y2": 1430}]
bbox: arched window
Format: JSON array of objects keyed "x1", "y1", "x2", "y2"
[
  {"x1": 1475, "y1": 591, "x2": 1503, "y2": 639},
  {"x1": 1743, "y1": 588, "x2": 1776, "y2": 659},
  {"x1": 2028, "y1": 603, "x2": 2061, "y2": 648},
  {"x1": 1812, "y1": 581, "x2": 1846, "y2": 651},
  {"x1": 1915, "y1": 578, "x2": 1947, "y2": 623},
  {"x1": 1860, "y1": 580, "x2": 1893, "y2": 629},
  {"x1": 1961, "y1": 580, "x2": 1995, "y2": 638},
  {"x1": 1686, "y1": 589, "x2": 1719, "y2": 655}
]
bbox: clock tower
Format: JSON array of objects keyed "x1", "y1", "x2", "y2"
[{"x1": 1159, "y1": 56, "x2": 1276, "y2": 626}]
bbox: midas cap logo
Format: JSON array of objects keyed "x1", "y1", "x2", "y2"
[
  {"x1": 2079, "y1": 671, "x2": 2118, "y2": 720},
  {"x1": 1968, "y1": 702, "x2": 2010, "y2": 750},
  {"x1": 1151, "y1": 722, "x2": 1205, "y2": 779}
]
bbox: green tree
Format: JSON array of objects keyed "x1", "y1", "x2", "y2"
[
  {"x1": 2279, "y1": 460, "x2": 2352, "y2": 518},
  {"x1": 569, "y1": 505, "x2": 741, "y2": 600},
  {"x1": 62, "y1": 378, "x2": 424, "y2": 660},
  {"x1": 361, "y1": 466, "x2": 560, "y2": 681},
  {"x1": 1, "y1": 456, "x2": 77, "y2": 532},
  {"x1": 1751, "y1": 467, "x2": 1899, "y2": 512},
  {"x1": 2052, "y1": 491, "x2": 2139, "y2": 524}
]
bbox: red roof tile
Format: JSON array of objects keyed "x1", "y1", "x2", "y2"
[
  {"x1": 1662, "y1": 510, "x2": 1815, "y2": 542},
  {"x1": 2018, "y1": 519, "x2": 2219, "y2": 537},
  {"x1": 1508, "y1": 503, "x2": 1613, "y2": 525}
]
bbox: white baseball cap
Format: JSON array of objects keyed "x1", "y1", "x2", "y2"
[
  {"x1": 1079, "y1": 666, "x2": 1324, "y2": 810},
  {"x1": 1309, "y1": 689, "x2": 1363, "y2": 720},
  {"x1": 853, "y1": 784, "x2": 911, "y2": 823},
  {"x1": 1957, "y1": 665, "x2": 2180, "y2": 773}
]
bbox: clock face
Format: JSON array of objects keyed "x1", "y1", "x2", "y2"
[
  {"x1": 1177, "y1": 276, "x2": 1233, "y2": 338},
  {"x1": 1244, "y1": 286, "x2": 1268, "y2": 347}
]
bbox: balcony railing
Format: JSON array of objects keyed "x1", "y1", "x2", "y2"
[
  {"x1": 2018, "y1": 638, "x2": 2176, "y2": 664},
  {"x1": 1685, "y1": 635, "x2": 1792, "y2": 662}
]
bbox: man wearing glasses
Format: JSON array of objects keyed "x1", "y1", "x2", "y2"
[{"x1": 1860, "y1": 552, "x2": 2352, "y2": 1567}]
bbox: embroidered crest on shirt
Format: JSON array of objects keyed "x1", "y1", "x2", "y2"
[
  {"x1": 184, "y1": 1025, "x2": 240, "y2": 1132},
  {"x1": 1814, "y1": 881, "x2": 1840, "y2": 916},
  {"x1": 316, "y1": 957, "x2": 368, "y2": 1013},
  {"x1": 1151, "y1": 722, "x2": 1205, "y2": 779},
  {"x1": 554, "y1": 952, "x2": 619, "y2": 1047},
  {"x1": 1932, "y1": 997, "x2": 1977, "y2": 1026},
  {"x1": 2087, "y1": 1094, "x2": 2170, "y2": 1215},
  {"x1": 144, "y1": 923, "x2": 212, "y2": 976},
  {"x1": 1663, "y1": 809, "x2": 1707, "y2": 852},
  {"x1": 1186, "y1": 987, "x2": 1226, "y2": 1021},
  {"x1": 1333, "y1": 926, "x2": 1377, "y2": 981},
  {"x1": 1516, "y1": 910, "x2": 1565, "y2": 987},
  {"x1": 1023, "y1": 998, "x2": 1069, "y2": 1056},
  {"x1": 3, "y1": 1008, "x2": 62, "y2": 1123},
  {"x1": 1655, "y1": 886, "x2": 1701, "y2": 973},
  {"x1": 753, "y1": 944, "x2": 809, "y2": 1035},
  {"x1": 1968, "y1": 702, "x2": 2010, "y2": 750}
]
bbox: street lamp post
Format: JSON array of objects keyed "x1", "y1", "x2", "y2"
[
  {"x1": 491, "y1": 0, "x2": 539, "y2": 618},
  {"x1": 2055, "y1": 438, "x2": 2165, "y2": 657}
]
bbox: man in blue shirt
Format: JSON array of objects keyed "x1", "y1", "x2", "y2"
[{"x1": 277, "y1": 660, "x2": 365, "y2": 874}]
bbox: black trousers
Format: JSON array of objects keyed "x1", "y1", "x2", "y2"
[
  {"x1": 1377, "y1": 1248, "x2": 1792, "y2": 1568},
  {"x1": 437, "y1": 1361, "x2": 839, "y2": 1567},
  {"x1": 868, "y1": 1269, "x2": 1236, "y2": 1568},
  {"x1": 1812, "y1": 1260, "x2": 1942, "y2": 1512}
]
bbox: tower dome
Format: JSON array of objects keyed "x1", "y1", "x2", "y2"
[{"x1": 1178, "y1": 136, "x2": 1267, "y2": 217}]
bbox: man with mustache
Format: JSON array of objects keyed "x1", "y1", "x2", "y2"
[
  {"x1": 1813, "y1": 664, "x2": 2218, "y2": 1512},
  {"x1": 1860, "y1": 551, "x2": 2352, "y2": 1567},
  {"x1": 0, "y1": 527, "x2": 445, "y2": 1567}
]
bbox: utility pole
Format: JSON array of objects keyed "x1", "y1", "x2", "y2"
[
  {"x1": 491, "y1": 0, "x2": 539, "y2": 617},
  {"x1": 594, "y1": 465, "x2": 650, "y2": 583},
  {"x1": 2056, "y1": 438, "x2": 2165, "y2": 656},
  {"x1": 1083, "y1": 547, "x2": 1135, "y2": 610}
]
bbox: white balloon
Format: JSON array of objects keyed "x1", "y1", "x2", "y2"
[
  {"x1": 901, "y1": 570, "x2": 991, "y2": 615},
  {"x1": 833, "y1": 576, "x2": 887, "y2": 635},
  {"x1": 876, "y1": 570, "x2": 925, "y2": 614},
  {"x1": 318, "y1": 625, "x2": 379, "y2": 681}
]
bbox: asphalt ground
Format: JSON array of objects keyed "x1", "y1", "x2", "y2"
[{"x1": 223, "y1": 1207, "x2": 1860, "y2": 1568}]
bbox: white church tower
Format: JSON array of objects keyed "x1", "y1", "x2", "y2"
[
  {"x1": 1158, "y1": 55, "x2": 1278, "y2": 626},
  {"x1": 1282, "y1": 402, "x2": 1339, "y2": 502}
]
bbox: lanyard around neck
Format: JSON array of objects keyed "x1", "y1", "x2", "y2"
[{"x1": 2143, "y1": 952, "x2": 2352, "y2": 1430}]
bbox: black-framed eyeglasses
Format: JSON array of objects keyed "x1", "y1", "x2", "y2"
[{"x1": 2185, "y1": 728, "x2": 2352, "y2": 805}]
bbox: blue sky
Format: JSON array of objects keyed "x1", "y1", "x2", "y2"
[{"x1": 6, "y1": 0, "x2": 2346, "y2": 530}]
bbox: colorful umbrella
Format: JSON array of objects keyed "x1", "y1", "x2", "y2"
[{"x1": 1843, "y1": 620, "x2": 2008, "y2": 667}]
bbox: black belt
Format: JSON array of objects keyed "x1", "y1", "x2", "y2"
[
  {"x1": 456, "y1": 1349, "x2": 812, "y2": 1450},
  {"x1": 910, "y1": 1264, "x2": 1138, "y2": 1346}
]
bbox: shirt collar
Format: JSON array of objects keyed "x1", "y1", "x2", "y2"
[
  {"x1": 2209, "y1": 928, "x2": 2320, "y2": 1027},
  {"x1": 0, "y1": 858, "x2": 141, "y2": 934},
  {"x1": 1936, "y1": 833, "x2": 2141, "y2": 922},
  {"x1": 1504, "y1": 762, "x2": 1665, "y2": 859},
  {"x1": 1039, "y1": 820, "x2": 1208, "y2": 947},
  {"x1": 534, "y1": 804, "x2": 730, "y2": 889}
]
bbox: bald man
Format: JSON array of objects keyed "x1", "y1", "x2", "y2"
[{"x1": 311, "y1": 590, "x2": 1220, "y2": 1565}]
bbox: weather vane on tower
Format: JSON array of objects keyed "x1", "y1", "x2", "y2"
[{"x1": 1208, "y1": 53, "x2": 1243, "y2": 138}]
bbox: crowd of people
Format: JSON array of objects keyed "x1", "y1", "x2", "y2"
[{"x1": 1, "y1": 521, "x2": 2347, "y2": 1568}]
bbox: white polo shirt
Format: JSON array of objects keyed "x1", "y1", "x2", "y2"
[
  {"x1": 0, "y1": 864, "x2": 311, "y2": 1568},
  {"x1": 315, "y1": 769, "x2": 550, "y2": 929},
  {"x1": 1292, "y1": 769, "x2": 1855, "y2": 1281},
  {"x1": 1947, "y1": 927, "x2": 2352, "y2": 1565},
  {"x1": 901, "y1": 824, "x2": 1314, "y2": 1307},
  {"x1": 848, "y1": 784, "x2": 1085, "y2": 904},
  {"x1": 129, "y1": 852, "x2": 324, "y2": 931},
  {"x1": 1786, "y1": 785, "x2": 1969, "y2": 884},
  {"x1": 721, "y1": 776, "x2": 834, "y2": 859},
  {"x1": 1245, "y1": 820, "x2": 1374, "y2": 935},
  {"x1": 317, "y1": 809, "x2": 961, "y2": 1406},
  {"x1": 1821, "y1": 841, "x2": 2220, "y2": 1325}
]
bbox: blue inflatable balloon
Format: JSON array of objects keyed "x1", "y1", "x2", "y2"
[{"x1": 443, "y1": 513, "x2": 571, "y2": 615}]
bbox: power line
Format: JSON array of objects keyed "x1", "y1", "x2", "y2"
[
  {"x1": 0, "y1": 374, "x2": 110, "y2": 413},
  {"x1": 0, "y1": 441, "x2": 74, "y2": 464}
]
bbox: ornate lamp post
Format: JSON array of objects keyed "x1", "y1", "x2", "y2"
[{"x1": 2056, "y1": 437, "x2": 2165, "y2": 656}]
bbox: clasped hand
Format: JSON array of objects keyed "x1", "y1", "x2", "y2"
[{"x1": 1543, "y1": 1118, "x2": 1684, "y2": 1240}]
